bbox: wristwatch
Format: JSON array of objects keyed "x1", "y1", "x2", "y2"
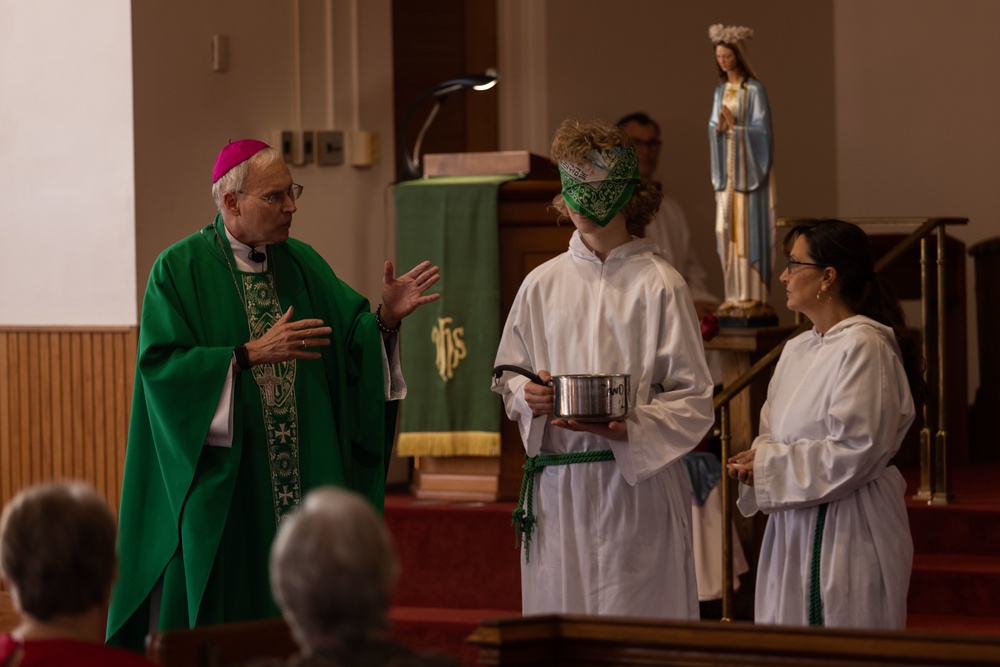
[{"x1": 233, "y1": 344, "x2": 252, "y2": 371}]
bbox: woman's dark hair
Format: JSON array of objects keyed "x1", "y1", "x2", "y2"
[
  {"x1": 0, "y1": 482, "x2": 118, "y2": 621},
  {"x1": 715, "y1": 42, "x2": 749, "y2": 81},
  {"x1": 783, "y1": 219, "x2": 927, "y2": 407}
]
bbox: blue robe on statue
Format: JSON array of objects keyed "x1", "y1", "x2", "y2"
[{"x1": 709, "y1": 77, "x2": 775, "y2": 307}]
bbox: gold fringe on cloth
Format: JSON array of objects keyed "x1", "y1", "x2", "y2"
[{"x1": 397, "y1": 431, "x2": 501, "y2": 457}]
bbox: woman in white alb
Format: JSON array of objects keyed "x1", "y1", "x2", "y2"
[{"x1": 727, "y1": 219, "x2": 923, "y2": 629}]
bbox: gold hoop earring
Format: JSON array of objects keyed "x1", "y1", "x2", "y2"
[{"x1": 816, "y1": 288, "x2": 832, "y2": 305}]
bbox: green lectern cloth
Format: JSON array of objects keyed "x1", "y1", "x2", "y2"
[{"x1": 395, "y1": 175, "x2": 521, "y2": 456}]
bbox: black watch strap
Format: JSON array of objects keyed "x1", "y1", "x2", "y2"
[{"x1": 234, "y1": 344, "x2": 251, "y2": 371}]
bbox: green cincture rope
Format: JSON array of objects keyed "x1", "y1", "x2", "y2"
[
  {"x1": 512, "y1": 450, "x2": 615, "y2": 562},
  {"x1": 808, "y1": 503, "x2": 830, "y2": 626}
]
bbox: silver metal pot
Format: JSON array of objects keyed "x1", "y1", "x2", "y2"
[{"x1": 492, "y1": 365, "x2": 630, "y2": 422}]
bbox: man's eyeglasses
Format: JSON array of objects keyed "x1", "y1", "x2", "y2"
[
  {"x1": 786, "y1": 259, "x2": 826, "y2": 274},
  {"x1": 238, "y1": 184, "x2": 304, "y2": 207},
  {"x1": 632, "y1": 138, "x2": 662, "y2": 150}
]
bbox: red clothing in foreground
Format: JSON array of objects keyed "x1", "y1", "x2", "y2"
[{"x1": 0, "y1": 633, "x2": 156, "y2": 666}]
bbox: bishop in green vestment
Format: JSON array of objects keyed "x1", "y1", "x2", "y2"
[{"x1": 107, "y1": 140, "x2": 440, "y2": 651}]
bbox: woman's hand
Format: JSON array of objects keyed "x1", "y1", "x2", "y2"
[
  {"x1": 726, "y1": 448, "x2": 756, "y2": 486},
  {"x1": 552, "y1": 419, "x2": 628, "y2": 442},
  {"x1": 379, "y1": 260, "x2": 441, "y2": 328},
  {"x1": 523, "y1": 370, "x2": 555, "y2": 418},
  {"x1": 245, "y1": 306, "x2": 331, "y2": 366}
]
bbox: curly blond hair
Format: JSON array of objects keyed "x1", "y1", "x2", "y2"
[{"x1": 550, "y1": 119, "x2": 662, "y2": 228}]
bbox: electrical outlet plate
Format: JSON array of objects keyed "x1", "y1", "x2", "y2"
[{"x1": 317, "y1": 131, "x2": 344, "y2": 166}]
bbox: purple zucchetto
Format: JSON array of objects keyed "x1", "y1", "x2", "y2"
[{"x1": 212, "y1": 139, "x2": 270, "y2": 183}]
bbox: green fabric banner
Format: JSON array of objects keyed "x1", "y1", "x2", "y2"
[{"x1": 395, "y1": 175, "x2": 520, "y2": 457}]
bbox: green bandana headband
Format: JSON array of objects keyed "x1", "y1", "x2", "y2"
[{"x1": 558, "y1": 146, "x2": 639, "y2": 227}]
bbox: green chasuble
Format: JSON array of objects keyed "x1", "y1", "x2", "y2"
[{"x1": 107, "y1": 216, "x2": 396, "y2": 651}]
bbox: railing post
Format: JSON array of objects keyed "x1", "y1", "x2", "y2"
[
  {"x1": 931, "y1": 225, "x2": 953, "y2": 505},
  {"x1": 916, "y1": 236, "x2": 933, "y2": 501},
  {"x1": 719, "y1": 403, "x2": 734, "y2": 622}
]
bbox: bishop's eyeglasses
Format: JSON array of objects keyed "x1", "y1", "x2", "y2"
[{"x1": 239, "y1": 184, "x2": 304, "y2": 207}]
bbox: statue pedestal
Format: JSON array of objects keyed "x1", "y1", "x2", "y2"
[{"x1": 705, "y1": 325, "x2": 797, "y2": 456}]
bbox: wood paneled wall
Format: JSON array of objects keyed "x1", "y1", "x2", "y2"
[{"x1": 0, "y1": 327, "x2": 137, "y2": 515}]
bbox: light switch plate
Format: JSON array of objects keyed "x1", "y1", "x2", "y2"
[{"x1": 317, "y1": 131, "x2": 344, "y2": 166}]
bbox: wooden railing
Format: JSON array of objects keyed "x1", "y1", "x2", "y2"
[
  {"x1": 0, "y1": 326, "x2": 137, "y2": 514},
  {"x1": 468, "y1": 614, "x2": 1000, "y2": 666},
  {"x1": 714, "y1": 217, "x2": 968, "y2": 621}
]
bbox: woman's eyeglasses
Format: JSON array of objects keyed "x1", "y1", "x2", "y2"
[{"x1": 786, "y1": 259, "x2": 826, "y2": 274}]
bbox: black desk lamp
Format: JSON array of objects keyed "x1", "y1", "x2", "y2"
[{"x1": 398, "y1": 68, "x2": 499, "y2": 181}]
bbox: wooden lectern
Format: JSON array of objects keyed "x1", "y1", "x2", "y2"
[{"x1": 409, "y1": 153, "x2": 568, "y2": 502}]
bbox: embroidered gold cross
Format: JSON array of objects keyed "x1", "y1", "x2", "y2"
[
  {"x1": 275, "y1": 424, "x2": 292, "y2": 443},
  {"x1": 278, "y1": 485, "x2": 294, "y2": 506},
  {"x1": 256, "y1": 366, "x2": 282, "y2": 406}
]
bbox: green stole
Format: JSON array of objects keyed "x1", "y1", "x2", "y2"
[{"x1": 215, "y1": 229, "x2": 304, "y2": 523}]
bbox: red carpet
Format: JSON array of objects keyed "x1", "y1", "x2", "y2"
[
  {"x1": 383, "y1": 465, "x2": 1000, "y2": 665},
  {"x1": 384, "y1": 495, "x2": 522, "y2": 665},
  {"x1": 904, "y1": 464, "x2": 1000, "y2": 634}
]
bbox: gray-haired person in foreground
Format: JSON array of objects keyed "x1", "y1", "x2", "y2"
[{"x1": 248, "y1": 487, "x2": 461, "y2": 667}]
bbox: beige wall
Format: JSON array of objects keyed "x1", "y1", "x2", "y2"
[
  {"x1": 499, "y1": 0, "x2": 996, "y2": 401},
  {"x1": 501, "y1": 0, "x2": 838, "y2": 316},
  {"x1": 4, "y1": 0, "x2": 994, "y2": 399},
  {"x1": 834, "y1": 0, "x2": 1000, "y2": 395},
  {"x1": 132, "y1": 0, "x2": 396, "y2": 314}
]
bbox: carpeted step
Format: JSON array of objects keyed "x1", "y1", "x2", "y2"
[
  {"x1": 389, "y1": 606, "x2": 520, "y2": 667},
  {"x1": 907, "y1": 612, "x2": 1000, "y2": 635},
  {"x1": 908, "y1": 505, "x2": 1000, "y2": 557},
  {"x1": 384, "y1": 494, "x2": 522, "y2": 611},
  {"x1": 908, "y1": 554, "x2": 1000, "y2": 617}
]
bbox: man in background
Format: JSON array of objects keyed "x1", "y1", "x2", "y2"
[
  {"x1": 618, "y1": 113, "x2": 748, "y2": 618},
  {"x1": 618, "y1": 112, "x2": 720, "y2": 320}
]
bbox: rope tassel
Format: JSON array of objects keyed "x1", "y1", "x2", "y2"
[
  {"x1": 808, "y1": 503, "x2": 830, "y2": 626},
  {"x1": 511, "y1": 450, "x2": 616, "y2": 562}
]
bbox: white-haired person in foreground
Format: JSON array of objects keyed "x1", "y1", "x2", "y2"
[
  {"x1": 248, "y1": 487, "x2": 461, "y2": 667},
  {"x1": 0, "y1": 482, "x2": 156, "y2": 666}
]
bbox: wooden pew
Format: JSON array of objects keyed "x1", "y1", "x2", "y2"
[
  {"x1": 146, "y1": 617, "x2": 298, "y2": 666},
  {"x1": 468, "y1": 615, "x2": 1000, "y2": 666}
]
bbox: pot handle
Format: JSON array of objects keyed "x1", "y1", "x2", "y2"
[{"x1": 492, "y1": 364, "x2": 546, "y2": 386}]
